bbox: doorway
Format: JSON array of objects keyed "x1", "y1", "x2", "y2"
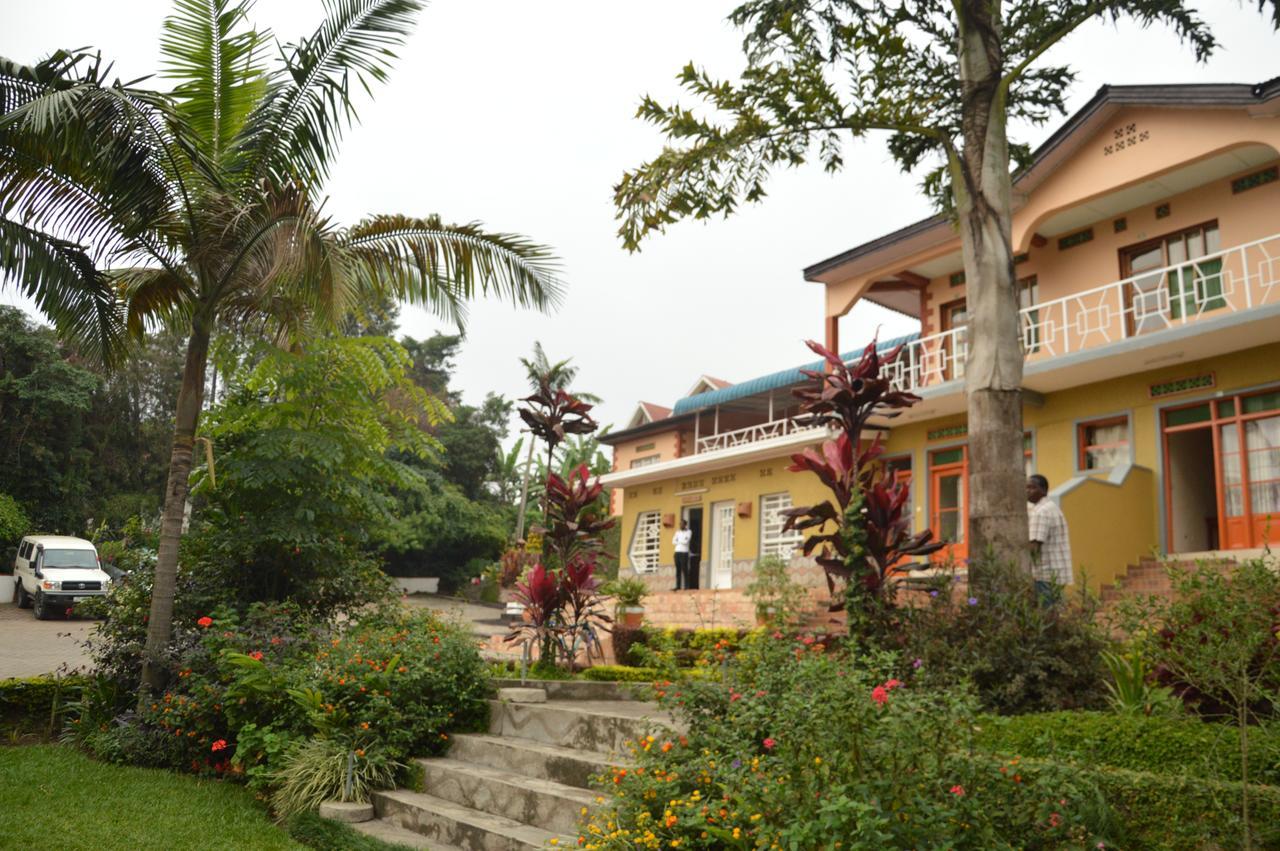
[
  {"x1": 708, "y1": 501, "x2": 735, "y2": 589},
  {"x1": 929, "y1": 446, "x2": 968, "y2": 563},
  {"x1": 1166, "y1": 428, "x2": 1217, "y2": 552},
  {"x1": 680, "y1": 505, "x2": 704, "y2": 590},
  {"x1": 940, "y1": 299, "x2": 968, "y2": 381}
]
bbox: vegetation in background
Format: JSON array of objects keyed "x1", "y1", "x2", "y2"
[
  {"x1": 0, "y1": 0, "x2": 562, "y2": 702},
  {"x1": 744, "y1": 554, "x2": 811, "y2": 627}
]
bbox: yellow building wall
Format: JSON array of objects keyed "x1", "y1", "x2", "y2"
[
  {"x1": 1058, "y1": 467, "x2": 1158, "y2": 589},
  {"x1": 880, "y1": 342, "x2": 1280, "y2": 589},
  {"x1": 609, "y1": 427, "x2": 683, "y2": 517},
  {"x1": 618, "y1": 451, "x2": 831, "y2": 571}
]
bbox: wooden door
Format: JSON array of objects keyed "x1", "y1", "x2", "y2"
[{"x1": 929, "y1": 447, "x2": 968, "y2": 564}]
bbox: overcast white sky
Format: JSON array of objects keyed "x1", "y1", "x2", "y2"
[{"x1": 2, "y1": 1, "x2": 1276, "y2": 437}]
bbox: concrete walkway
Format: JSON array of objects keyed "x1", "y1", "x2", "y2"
[
  {"x1": 0, "y1": 601, "x2": 95, "y2": 679},
  {"x1": 403, "y1": 594, "x2": 508, "y2": 639}
]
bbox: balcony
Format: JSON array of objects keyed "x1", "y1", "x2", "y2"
[
  {"x1": 695, "y1": 418, "x2": 825, "y2": 453},
  {"x1": 885, "y1": 232, "x2": 1280, "y2": 394}
]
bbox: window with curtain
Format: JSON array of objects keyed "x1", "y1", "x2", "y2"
[
  {"x1": 628, "y1": 511, "x2": 662, "y2": 573},
  {"x1": 1079, "y1": 417, "x2": 1130, "y2": 470}
]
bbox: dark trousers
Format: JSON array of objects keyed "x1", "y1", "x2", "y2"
[{"x1": 674, "y1": 552, "x2": 690, "y2": 590}]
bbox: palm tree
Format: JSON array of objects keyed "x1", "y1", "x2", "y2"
[
  {"x1": 513, "y1": 341, "x2": 599, "y2": 540},
  {"x1": 0, "y1": 0, "x2": 562, "y2": 701}
]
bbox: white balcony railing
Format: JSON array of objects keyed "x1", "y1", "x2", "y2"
[
  {"x1": 885, "y1": 231, "x2": 1280, "y2": 393},
  {"x1": 695, "y1": 418, "x2": 826, "y2": 454}
]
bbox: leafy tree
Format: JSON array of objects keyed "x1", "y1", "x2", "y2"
[
  {"x1": 0, "y1": 306, "x2": 98, "y2": 531},
  {"x1": 614, "y1": 0, "x2": 1279, "y2": 570},
  {"x1": 1, "y1": 0, "x2": 562, "y2": 699},
  {"x1": 191, "y1": 336, "x2": 443, "y2": 610}
]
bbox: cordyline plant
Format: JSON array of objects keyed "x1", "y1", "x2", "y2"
[
  {"x1": 782, "y1": 339, "x2": 943, "y2": 618},
  {"x1": 506, "y1": 463, "x2": 614, "y2": 671},
  {"x1": 519, "y1": 376, "x2": 598, "y2": 515}
]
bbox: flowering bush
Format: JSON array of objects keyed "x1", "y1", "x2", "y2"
[
  {"x1": 74, "y1": 605, "x2": 487, "y2": 807},
  {"x1": 580, "y1": 632, "x2": 1113, "y2": 849}
]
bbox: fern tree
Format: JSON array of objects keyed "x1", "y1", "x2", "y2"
[
  {"x1": 0, "y1": 0, "x2": 563, "y2": 702},
  {"x1": 615, "y1": 0, "x2": 1278, "y2": 571}
]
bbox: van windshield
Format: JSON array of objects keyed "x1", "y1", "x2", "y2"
[{"x1": 42, "y1": 549, "x2": 97, "y2": 569}]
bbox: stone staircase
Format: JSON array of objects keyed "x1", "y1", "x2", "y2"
[
  {"x1": 1098, "y1": 554, "x2": 1237, "y2": 608},
  {"x1": 353, "y1": 680, "x2": 672, "y2": 850}
]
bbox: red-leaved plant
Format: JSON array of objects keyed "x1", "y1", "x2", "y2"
[
  {"x1": 541, "y1": 463, "x2": 616, "y2": 567},
  {"x1": 782, "y1": 338, "x2": 943, "y2": 613}
]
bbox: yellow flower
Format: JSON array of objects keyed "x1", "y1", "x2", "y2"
[{"x1": 814, "y1": 756, "x2": 822, "y2": 766}]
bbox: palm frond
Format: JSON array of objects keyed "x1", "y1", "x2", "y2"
[
  {"x1": 160, "y1": 0, "x2": 268, "y2": 169},
  {"x1": 1, "y1": 53, "x2": 194, "y2": 266},
  {"x1": 113, "y1": 266, "x2": 195, "y2": 338},
  {"x1": 339, "y1": 215, "x2": 564, "y2": 330},
  {"x1": 235, "y1": 0, "x2": 421, "y2": 184},
  {"x1": 0, "y1": 216, "x2": 127, "y2": 364}
]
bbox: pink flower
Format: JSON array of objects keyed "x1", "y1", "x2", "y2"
[
  {"x1": 950, "y1": 784, "x2": 965, "y2": 796},
  {"x1": 884, "y1": 678, "x2": 902, "y2": 691},
  {"x1": 1048, "y1": 812, "x2": 1062, "y2": 828},
  {"x1": 771, "y1": 631, "x2": 783, "y2": 640},
  {"x1": 249, "y1": 651, "x2": 264, "y2": 661},
  {"x1": 801, "y1": 636, "x2": 814, "y2": 646},
  {"x1": 730, "y1": 692, "x2": 742, "y2": 702},
  {"x1": 197, "y1": 616, "x2": 213, "y2": 628},
  {"x1": 211, "y1": 739, "x2": 227, "y2": 752},
  {"x1": 871, "y1": 686, "x2": 889, "y2": 706},
  {"x1": 762, "y1": 737, "x2": 777, "y2": 750}
]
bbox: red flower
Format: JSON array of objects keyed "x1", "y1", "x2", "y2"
[
  {"x1": 762, "y1": 737, "x2": 777, "y2": 750},
  {"x1": 871, "y1": 686, "x2": 889, "y2": 706},
  {"x1": 884, "y1": 678, "x2": 903, "y2": 691},
  {"x1": 249, "y1": 651, "x2": 264, "y2": 661},
  {"x1": 197, "y1": 616, "x2": 213, "y2": 628},
  {"x1": 950, "y1": 784, "x2": 965, "y2": 797},
  {"x1": 211, "y1": 739, "x2": 228, "y2": 752},
  {"x1": 270, "y1": 636, "x2": 283, "y2": 645}
]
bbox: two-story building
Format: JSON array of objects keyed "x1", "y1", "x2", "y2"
[{"x1": 599, "y1": 78, "x2": 1280, "y2": 604}]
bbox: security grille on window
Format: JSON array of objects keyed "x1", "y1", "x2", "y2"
[
  {"x1": 629, "y1": 511, "x2": 662, "y2": 573},
  {"x1": 759, "y1": 493, "x2": 804, "y2": 559}
]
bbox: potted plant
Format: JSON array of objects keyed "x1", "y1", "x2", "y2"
[
  {"x1": 746, "y1": 555, "x2": 810, "y2": 628},
  {"x1": 605, "y1": 577, "x2": 648, "y2": 628}
]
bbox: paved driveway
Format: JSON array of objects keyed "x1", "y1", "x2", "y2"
[{"x1": 0, "y1": 600, "x2": 96, "y2": 679}]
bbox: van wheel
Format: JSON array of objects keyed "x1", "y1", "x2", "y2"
[
  {"x1": 33, "y1": 591, "x2": 52, "y2": 620},
  {"x1": 16, "y1": 582, "x2": 32, "y2": 609}
]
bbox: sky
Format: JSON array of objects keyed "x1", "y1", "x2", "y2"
[{"x1": 1, "y1": 0, "x2": 1276, "y2": 439}]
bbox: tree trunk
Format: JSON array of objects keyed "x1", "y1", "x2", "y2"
[
  {"x1": 514, "y1": 434, "x2": 537, "y2": 542},
  {"x1": 956, "y1": 0, "x2": 1029, "y2": 572},
  {"x1": 138, "y1": 316, "x2": 212, "y2": 708}
]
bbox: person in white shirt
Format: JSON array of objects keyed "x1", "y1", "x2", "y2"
[
  {"x1": 673, "y1": 521, "x2": 692, "y2": 591},
  {"x1": 1026, "y1": 474, "x2": 1072, "y2": 604}
]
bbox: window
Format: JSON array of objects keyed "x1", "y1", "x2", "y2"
[
  {"x1": 630, "y1": 455, "x2": 660, "y2": 469},
  {"x1": 1078, "y1": 416, "x2": 1130, "y2": 470},
  {"x1": 1122, "y1": 222, "x2": 1223, "y2": 331},
  {"x1": 628, "y1": 511, "x2": 662, "y2": 574},
  {"x1": 759, "y1": 493, "x2": 804, "y2": 559},
  {"x1": 1018, "y1": 276, "x2": 1040, "y2": 353}
]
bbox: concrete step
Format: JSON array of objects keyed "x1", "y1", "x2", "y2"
[
  {"x1": 491, "y1": 678, "x2": 648, "y2": 702},
  {"x1": 416, "y1": 756, "x2": 596, "y2": 835},
  {"x1": 349, "y1": 816, "x2": 459, "y2": 849},
  {"x1": 487, "y1": 698, "x2": 675, "y2": 755},
  {"x1": 448, "y1": 733, "x2": 619, "y2": 789},
  {"x1": 373, "y1": 787, "x2": 575, "y2": 851}
]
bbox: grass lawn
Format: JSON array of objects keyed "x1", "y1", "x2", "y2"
[{"x1": 0, "y1": 745, "x2": 303, "y2": 851}]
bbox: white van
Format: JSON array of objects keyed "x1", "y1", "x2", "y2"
[{"x1": 12, "y1": 536, "x2": 112, "y2": 620}]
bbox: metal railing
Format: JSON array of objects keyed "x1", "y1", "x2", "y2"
[
  {"x1": 695, "y1": 418, "x2": 827, "y2": 454},
  {"x1": 885, "y1": 231, "x2": 1280, "y2": 393}
]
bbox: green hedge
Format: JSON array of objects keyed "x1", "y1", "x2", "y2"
[
  {"x1": 976, "y1": 711, "x2": 1280, "y2": 786},
  {"x1": 285, "y1": 812, "x2": 415, "y2": 850},
  {"x1": 0, "y1": 675, "x2": 89, "y2": 728},
  {"x1": 581, "y1": 665, "x2": 661, "y2": 682}
]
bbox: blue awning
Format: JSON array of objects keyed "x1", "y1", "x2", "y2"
[{"x1": 671, "y1": 332, "x2": 920, "y2": 415}]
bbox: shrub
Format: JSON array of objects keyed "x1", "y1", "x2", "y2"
[
  {"x1": 270, "y1": 738, "x2": 401, "y2": 820},
  {"x1": 899, "y1": 558, "x2": 1108, "y2": 714},
  {"x1": 975, "y1": 711, "x2": 1280, "y2": 786},
  {"x1": 582, "y1": 633, "x2": 1112, "y2": 849},
  {"x1": 0, "y1": 675, "x2": 89, "y2": 736},
  {"x1": 580, "y1": 665, "x2": 661, "y2": 683},
  {"x1": 744, "y1": 555, "x2": 810, "y2": 626},
  {"x1": 0, "y1": 492, "x2": 29, "y2": 550}
]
